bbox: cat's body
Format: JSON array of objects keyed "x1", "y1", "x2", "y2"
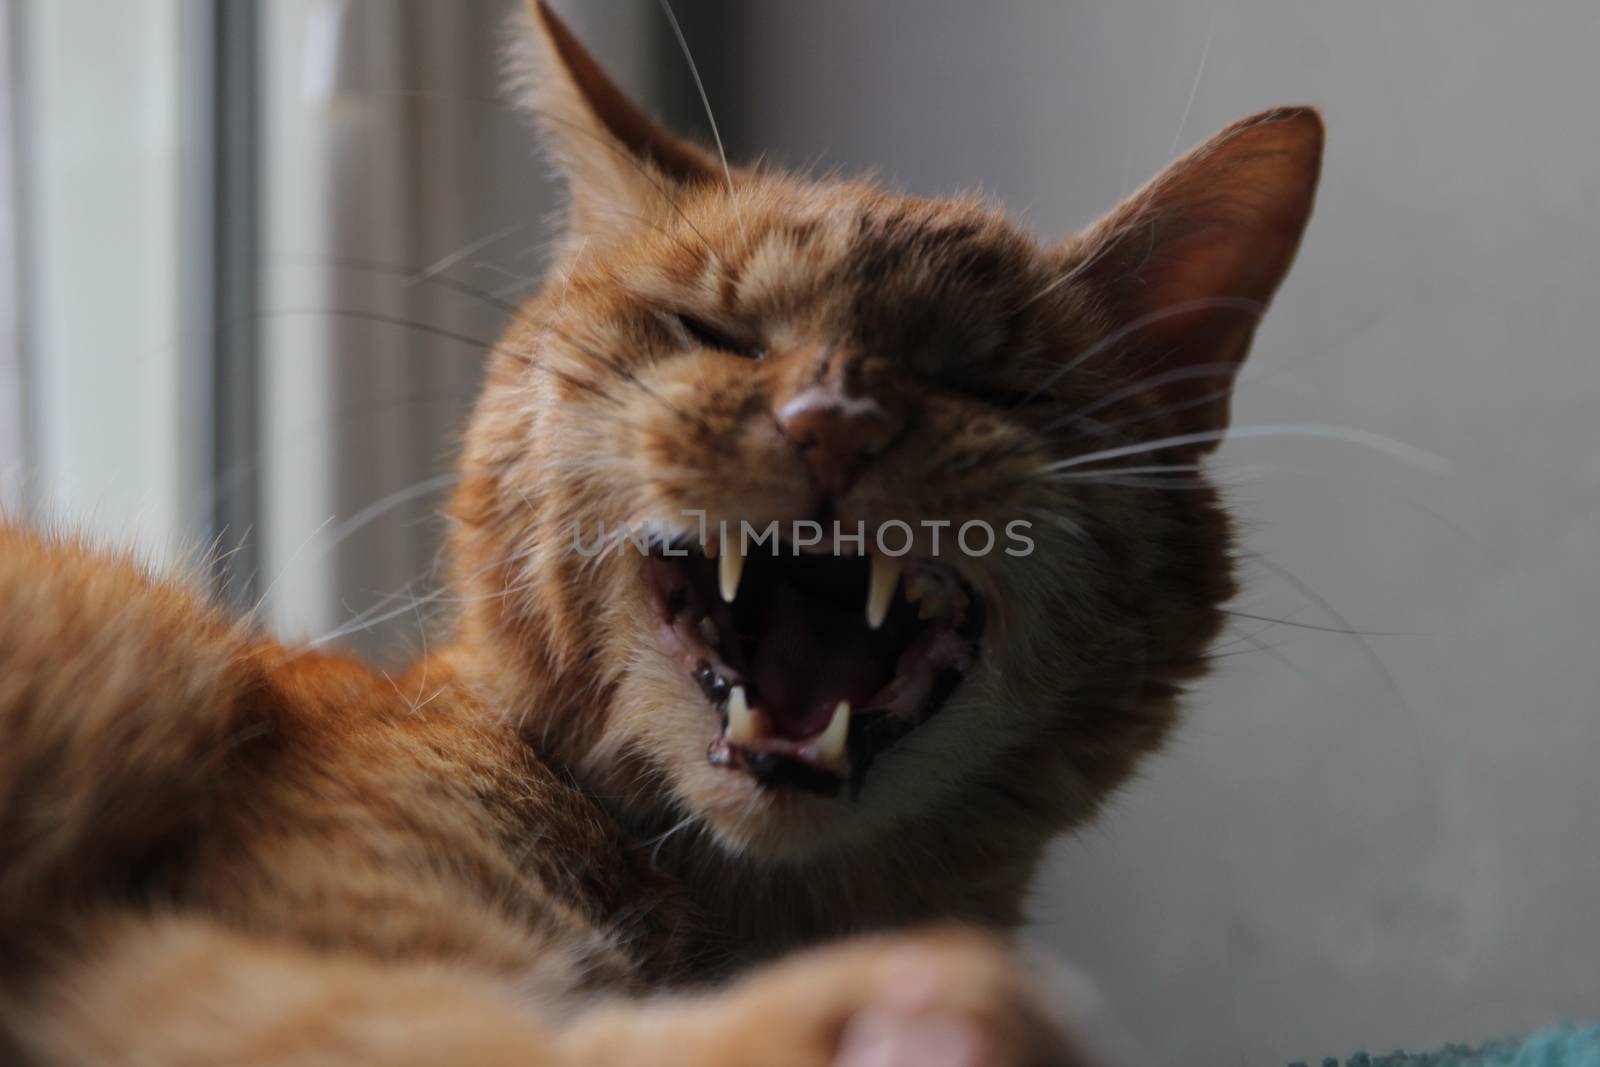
[
  {"x1": 0, "y1": 4, "x2": 1322, "y2": 1064},
  {"x1": 0, "y1": 520, "x2": 1083, "y2": 1063}
]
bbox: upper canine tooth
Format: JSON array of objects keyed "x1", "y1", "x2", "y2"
[
  {"x1": 866, "y1": 555, "x2": 901, "y2": 630},
  {"x1": 815, "y1": 700, "x2": 850, "y2": 765},
  {"x1": 725, "y1": 685, "x2": 762, "y2": 744},
  {"x1": 719, "y1": 536, "x2": 745, "y2": 603}
]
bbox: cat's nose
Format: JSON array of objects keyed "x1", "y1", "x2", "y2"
[{"x1": 777, "y1": 388, "x2": 898, "y2": 494}]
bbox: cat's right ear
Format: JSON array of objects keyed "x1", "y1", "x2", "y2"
[
  {"x1": 1061, "y1": 108, "x2": 1323, "y2": 453},
  {"x1": 510, "y1": 1, "x2": 718, "y2": 241}
]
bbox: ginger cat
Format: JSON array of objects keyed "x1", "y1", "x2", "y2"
[{"x1": 0, "y1": 3, "x2": 1322, "y2": 1064}]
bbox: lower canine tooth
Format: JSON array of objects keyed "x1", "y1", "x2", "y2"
[
  {"x1": 814, "y1": 700, "x2": 850, "y2": 765},
  {"x1": 725, "y1": 685, "x2": 761, "y2": 745}
]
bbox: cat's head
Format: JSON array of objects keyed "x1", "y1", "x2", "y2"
[{"x1": 451, "y1": 2, "x2": 1321, "y2": 863}]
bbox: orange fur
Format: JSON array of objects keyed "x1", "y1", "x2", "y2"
[{"x1": 0, "y1": 3, "x2": 1321, "y2": 1062}]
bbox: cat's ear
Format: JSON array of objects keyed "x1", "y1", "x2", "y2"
[
  {"x1": 1066, "y1": 107, "x2": 1323, "y2": 451},
  {"x1": 511, "y1": 1, "x2": 718, "y2": 239}
]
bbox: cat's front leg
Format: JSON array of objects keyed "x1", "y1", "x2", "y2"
[
  {"x1": 557, "y1": 928, "x2": 1127, "y2": 1067},
  {"x1": 15, "y1": 917, "x2": 1120, "y2": 1066}
]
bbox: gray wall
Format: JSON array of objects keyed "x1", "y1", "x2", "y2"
[{"x1": 699, "y1": 2, "x2": 1600, "y2": 1063}]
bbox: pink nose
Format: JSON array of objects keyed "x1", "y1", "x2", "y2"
[{"x1": 777, "y1": 391, "x2": 897, "y2": 494}]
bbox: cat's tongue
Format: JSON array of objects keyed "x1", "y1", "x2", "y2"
[{"x1": 749, "y1": 582, "x2": 897, "y2": 740}]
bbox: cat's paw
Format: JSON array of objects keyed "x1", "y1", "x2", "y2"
[{"x1": 694, "y1": 928, "x2": 1127, "y2": 1067}]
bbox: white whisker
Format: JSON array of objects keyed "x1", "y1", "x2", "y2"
[
  {"x1": 1020, "y1": 297, "x2": 1266, "y2": 404},
  {"x1": 645, "y1": 810, "x2": 701, "y2": 868},
  {"x1": 410, "y1": 220, "x2": 531, "y2": 284},
  {"x1": 657, "y1": 0, "x2": 744, "y2": 236},
  {"x1": 1169, "y1": 6, "x2": 1217, "y2": 156},
  {"x1": 320, "y1": 472, "x2": 459, "y2": 560},
  {"x1": 251, "y1": 514, "x2": 334, "y2": 619},
  {"x1": 1038, "y1": 423, "x2": 1448, "y2": 476}
]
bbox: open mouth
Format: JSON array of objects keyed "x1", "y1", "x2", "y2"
[{"x1": 646, "y1": 534, "x2": 985, "y2": 797}]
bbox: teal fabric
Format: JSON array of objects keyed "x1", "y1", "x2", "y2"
[{"x1": 1291, "y1": 1024, "x2": 1600, "y2": 1067}]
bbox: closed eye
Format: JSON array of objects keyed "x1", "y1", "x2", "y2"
[{"x1": 675, "y1": 312, "x2": 764, "y2": 360}]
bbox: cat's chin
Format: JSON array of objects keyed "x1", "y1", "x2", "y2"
[
  {"x1": 640, "y1": 660, "x2": 1009, "y2": 863},
  {"x1": 642, "y1": 535, "x2": 986, "y2": 801}
]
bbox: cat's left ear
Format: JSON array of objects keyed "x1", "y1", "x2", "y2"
[
  {"x1": 1065, "y1": 107, "x2": 1323, "y2": 450},
  {"x1": 511, "y1": 1, "x2": 718, "y2": 240}
]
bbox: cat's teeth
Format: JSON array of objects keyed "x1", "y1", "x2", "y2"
[
  {"x1": 725, "y1": 685, "x2": 762, "y2": 744},
  {"x1": 697, "y1": 616, "x2": 721, "y2": 648},
  {"x1": 719, "y1": 538, "x2": 745, "y2": 603},
  {"x1": 903, "y1": 573, "x2": 947, "y2": 621},
  {"x1": 866, "y1": 554, "x2": 901, "y2": 630},
  {"x1": 814, "y1": 700, "x2": 850, "y2": 765}
]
